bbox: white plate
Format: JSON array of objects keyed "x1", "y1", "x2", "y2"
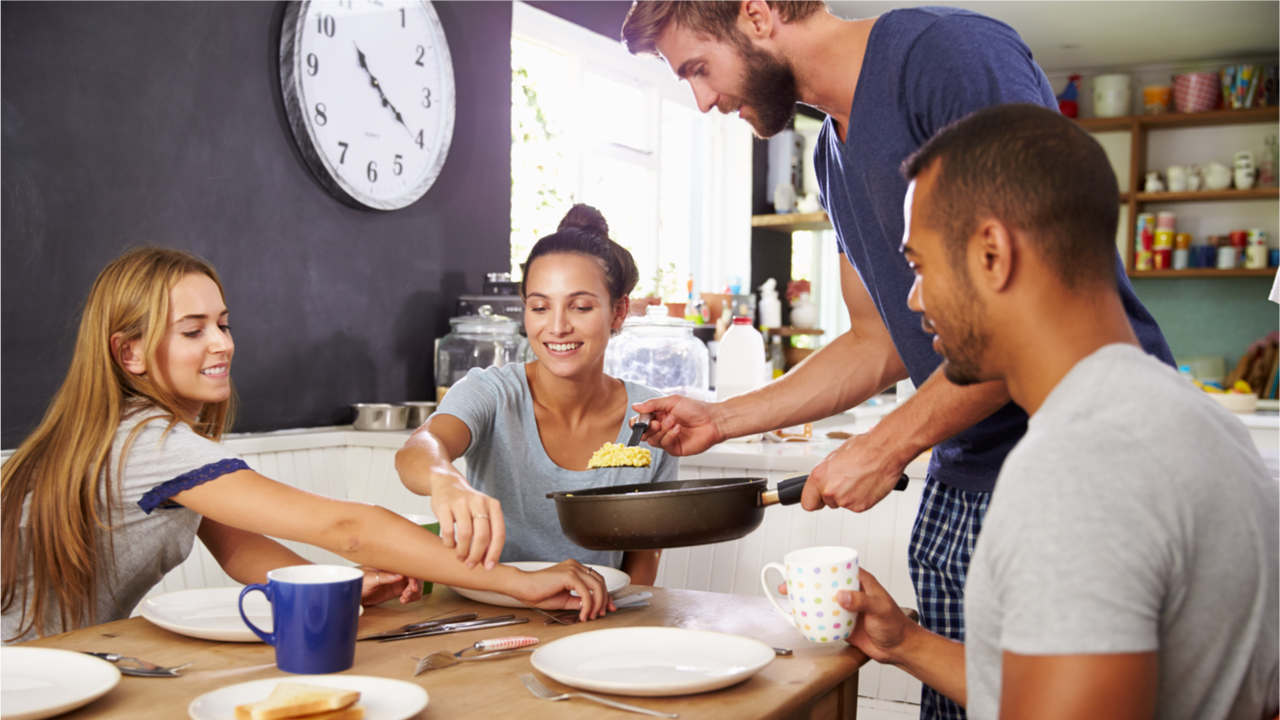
[
  {"x1": 0, "y1": 647, "x2": 121, "y2": 720},
  {"x1": 531, "y1": 626, "x2": 774, "y2": 697},
  {"x1": 188, "y1": 675, "x2": 426, "y2": 720},
  {"x1": 140, "y1": 587, "x2": 362, "y2": 643},
  {"x1": 447, "y1": 562, "x2": 629, "y2": 608}
]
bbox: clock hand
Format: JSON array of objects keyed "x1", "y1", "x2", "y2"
[{"x1": 354, "y1": 44, "x2": 414, "y2": 137}]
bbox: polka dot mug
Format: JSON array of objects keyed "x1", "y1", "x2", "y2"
[{"x1": 760, "y1": 546, "x2": 859, "y2": 643}]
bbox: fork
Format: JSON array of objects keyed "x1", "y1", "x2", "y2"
[
  {"x1": 412, "y1": 635, "x2": 539, "y2": 675},
  {"x1": 519, "y1": 673, "x2": 678, "y2": 718},
  {"x1": 82, "y1": 652, "x2": 194, "y2": 678}
]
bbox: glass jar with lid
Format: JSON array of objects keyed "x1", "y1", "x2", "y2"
[
  {"x1": 436, "y1": 305, "x2": 528, "y2": 402},
  {"x1": 604, "y1": 305, "x2": 709, "y2": 398}
]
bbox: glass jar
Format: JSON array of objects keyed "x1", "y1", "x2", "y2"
[
  {"x1": 604, "y1": 305, "x2": 710, "y2": 398},
  {"x1": 436, "y1": 305, "x2": 527, "y2": 401}
]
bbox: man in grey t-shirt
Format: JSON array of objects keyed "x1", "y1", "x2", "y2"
[{"x1": 834, "y1": 104, "x2": 1278, "y2": 718}]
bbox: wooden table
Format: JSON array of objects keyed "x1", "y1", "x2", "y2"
[{"x1": 22, "y1": 585, "x2": 866, "y2": 719}]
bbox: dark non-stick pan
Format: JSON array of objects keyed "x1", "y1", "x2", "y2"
[{"x1": 547, "y1": 473, "x2": 908, "y2": 551}]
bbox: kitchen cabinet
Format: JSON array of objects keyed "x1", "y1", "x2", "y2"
[{"x1": 1076, "y1": 106, "x2": 1279, "y2": 278}]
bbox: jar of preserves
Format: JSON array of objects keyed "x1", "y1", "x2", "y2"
[
  {"x1": 436, "y1": 305, "x2": 527, "y2": 401},
  {"x1": 604, "y1": 305, "x2": 710, "y2": 399}
]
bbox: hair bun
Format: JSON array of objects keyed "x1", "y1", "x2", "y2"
[{"x1": 557, "y1": 203, "x2": 609, "y2": 238}]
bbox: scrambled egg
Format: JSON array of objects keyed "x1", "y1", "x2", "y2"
[{"x1": 587, "y1": 442, "x2": 652, "y2": 468}]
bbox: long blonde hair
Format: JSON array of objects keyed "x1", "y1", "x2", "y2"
[{"x1": 1, "y1": 247, "x2": 236, "y2": 639}]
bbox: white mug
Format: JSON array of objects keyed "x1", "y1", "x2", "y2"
[
  {"x1": 1235, "y1": 167, "x2": 1257, "y2": 190},
  {"x1": 761, "y1": 546, "x2": 859, "y2": 643},
  {"x1": 1166, "y1": 165, "x2": 1187, "y2": 192}
]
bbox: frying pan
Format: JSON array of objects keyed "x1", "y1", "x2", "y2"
[{"x1": 547, "y1": 473, "x2": 908, "y2": 551}]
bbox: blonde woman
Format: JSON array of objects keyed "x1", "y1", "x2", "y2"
[
  {"x1": 1, "y1": 248, "x2": 611, "y2": 643},
  {"x1": 396, "y1": 205, "x2": 676, "y2": 584}
]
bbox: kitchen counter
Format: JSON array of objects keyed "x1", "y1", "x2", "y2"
[{"x1": 684, "y1": 399, "x2": 1280, "y2": 478}]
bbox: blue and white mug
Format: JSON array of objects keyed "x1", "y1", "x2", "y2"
[{"x1": 238, "y1": 565, "x2": 363, "y2": 674}]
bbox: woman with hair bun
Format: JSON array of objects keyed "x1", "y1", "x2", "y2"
[{"x1": 396, "y1": 204, "x2": 675, "y2": 584}]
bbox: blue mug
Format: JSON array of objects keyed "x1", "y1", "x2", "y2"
[{"x1": 238, "y1": 565, "x2": 363, "y2": 674}]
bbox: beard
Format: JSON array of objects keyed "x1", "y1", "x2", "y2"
[
  {"x1": 735, "y1": 41, "x2": 799, "y2": 139},
  {"x1": 927, "y1": 282, "x2": 991, "y2": 387}
]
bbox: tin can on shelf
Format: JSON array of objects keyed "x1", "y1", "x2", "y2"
[
  {"x1": 1133, "y1": 213, "x2": 1156, "y2": 271},
  {"x1": 1154, "y1": 229, "x2": 1175, "y2": 249},
  {"x1": 1155, "y1": 211, "x2": 1176, "y2": 230},
  {"x1": 1174, "y1": 233, "x2": 1192, "y2": 249},
  {"x1": 1154, "y1": 248, "x2": 1173, "y2": 269},
  {"x1": 1229, "y1": 230, "x2": 1249, "y2": 248},
  {"x1": 1245, "y1": 229, "x2": 1270, "y2": 269},
  {"x1": 1173, "y1": 248, "x2": 1190, "y2": 270},
  {"x1": 1217, "y1": 246, "x2": 1240, "y2": 269}
]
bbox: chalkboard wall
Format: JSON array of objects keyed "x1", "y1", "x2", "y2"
[{"x1": 1, "y1": 2, "x2": 517, "y2": 448}]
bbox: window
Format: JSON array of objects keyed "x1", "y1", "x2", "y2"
[{"x1": 511, "y1": 2, "x2": 753, "y2": 302}]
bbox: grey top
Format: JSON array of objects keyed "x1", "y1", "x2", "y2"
[
  {"x1": 965, "y1": 344, "x2": 1279, "y2": 719},
  {"x1": 437, "y1": 363, "x2": 677, "y2": 569},
  {"x1": 3, "y1": 406, "x2": 246, "y2": 643}
]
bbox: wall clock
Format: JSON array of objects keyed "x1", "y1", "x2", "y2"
[{"x1": 279, "y1": 1, "x2": 456, "y2": 210}]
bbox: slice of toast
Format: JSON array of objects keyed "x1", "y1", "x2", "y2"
[
  {"x1": 234, "y1": 704, "x2": 364, "y2": 720},
  {"x1": 233, "y1": 682, "x2": 360, "y2": 720}
]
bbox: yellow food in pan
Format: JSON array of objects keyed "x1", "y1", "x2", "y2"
[{"x1": 587, "y1": 442, "x2": 652, "y2": 468}]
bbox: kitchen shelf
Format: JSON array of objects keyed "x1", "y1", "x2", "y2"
[
  {"x1": 1075, "y1": 106, "x2": 1280, "y2": 278},
  {"x1": 1076, "y1": 106, "x2": 1279, "y2": 131},
  {"x1": 752, "y1": 211, "x2": 831, "y2": 232},
  {"x1": 1135, "y1": 188, "x2": 1279, "y2": 203},
  {"x1": 1129, "y1": 267, "x2": 1277, "y2": 279}
]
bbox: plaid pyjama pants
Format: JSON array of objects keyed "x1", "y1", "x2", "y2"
[{"x1": 908, "y1": 474, "x2": 991, "y2": 720}]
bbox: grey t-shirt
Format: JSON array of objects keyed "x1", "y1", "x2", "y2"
[
  {"x1": 438, "y1": 363, "x2": 677, "y2": 569},
  {"x1": 965, "y1": 344, "x2": 1279, "y2": 719},
  {"x1": 3, "y1": 406, "x2": 246, "y2": 644}
]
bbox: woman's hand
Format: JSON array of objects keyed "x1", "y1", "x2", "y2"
[
  {"x1": 430, "y1": 478, "x2": 506, "y2": 570},
  {"x1": 506, "y1": 559, "x2": 616, "y2": 623},
  {"x1": 359, "y1": 566, "x2": 422, "y2": 606}
]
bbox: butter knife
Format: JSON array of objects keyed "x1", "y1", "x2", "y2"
[
  {"x1": 376, "y1": 616, "x2": 530, "y2": 643},
  {"x1": 358, "y1": 612, "x2": 479, "y2": 641}
]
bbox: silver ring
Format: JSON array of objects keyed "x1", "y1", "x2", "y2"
[
  {"x1": 474, "y1": 513, "x2": 489, "y2": 520},
  {"x1": 585, "y1": 567, "x2": 595, "y2": 574}
]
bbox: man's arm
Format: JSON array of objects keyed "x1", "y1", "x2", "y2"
[
  {"x1": 1000, "y1": 652, "x2": 1158, "y2": 720},
  {"x1": 638, "y1": 260, "x2": 906, "y2": 454},
  {"x1": 803, "y1": 363, "x2": 1011, "y2": 511}
]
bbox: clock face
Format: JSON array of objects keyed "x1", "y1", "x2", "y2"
[{"x1": 280, "y1": 0, "x2": 456, "y2": 210}]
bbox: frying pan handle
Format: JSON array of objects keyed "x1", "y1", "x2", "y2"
[
  {"x1": 760, "y1": 473, "x2": 910, "y2": 507},
  {"x1": 760, "y1": 475, "x2": 808, "y2": 507}
]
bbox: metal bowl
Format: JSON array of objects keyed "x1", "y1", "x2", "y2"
[
  {"x1": 351, "y1": 403, "x2": 409, "y2": 431},
  {"x1": 402, "y1": 401, "x2": 438, "y2": 427}
]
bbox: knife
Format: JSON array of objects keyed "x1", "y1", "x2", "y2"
[
  {"x1": 376, "y1": 616, "x2": 530, "y2": 643},
  {"x1": 358, "y1": 612, "x2": 479, "y2": 641}
]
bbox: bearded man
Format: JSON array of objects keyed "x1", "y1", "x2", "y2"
[{"x1": 621, "y1": 5, "x2": 1173, "y2": 719}]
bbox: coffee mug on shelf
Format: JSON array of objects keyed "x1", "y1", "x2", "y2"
[
  {"x1": 239, "y1": 565, "x2": 363, "y2": 674},
  {"x1": 1166, "y1": 166, "x2": 1187, "y2": 192},
  {"x1": 761, "y1": 546, "x2": 859, "y2": 643}
]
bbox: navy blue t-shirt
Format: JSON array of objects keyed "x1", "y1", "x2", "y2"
[{"x1": 814, "y1": 7, "x2": 1174, "y2": 492}]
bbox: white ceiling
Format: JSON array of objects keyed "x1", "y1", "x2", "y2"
[{"x1": 825, "y1": 1, "x2": 1279, "y2": 73}]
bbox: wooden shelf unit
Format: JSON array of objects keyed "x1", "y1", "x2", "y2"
[
  {"x1": 753, "y1": 109, "x2": 1279, "y2": 279},
  {"x1": 1077, "y1": 106, "x2": 1279, "y2": 278}
]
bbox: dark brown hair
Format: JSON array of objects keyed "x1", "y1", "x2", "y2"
[
  {"x1": 520, "y1": 204, "x2": 640, "y2": 304},
  {"x1": 622, "y1": 1, "x2": 826, "y2": 56},
  {"x1": 901, "y1": 104, "x2": 1119, "y2": 291}
]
